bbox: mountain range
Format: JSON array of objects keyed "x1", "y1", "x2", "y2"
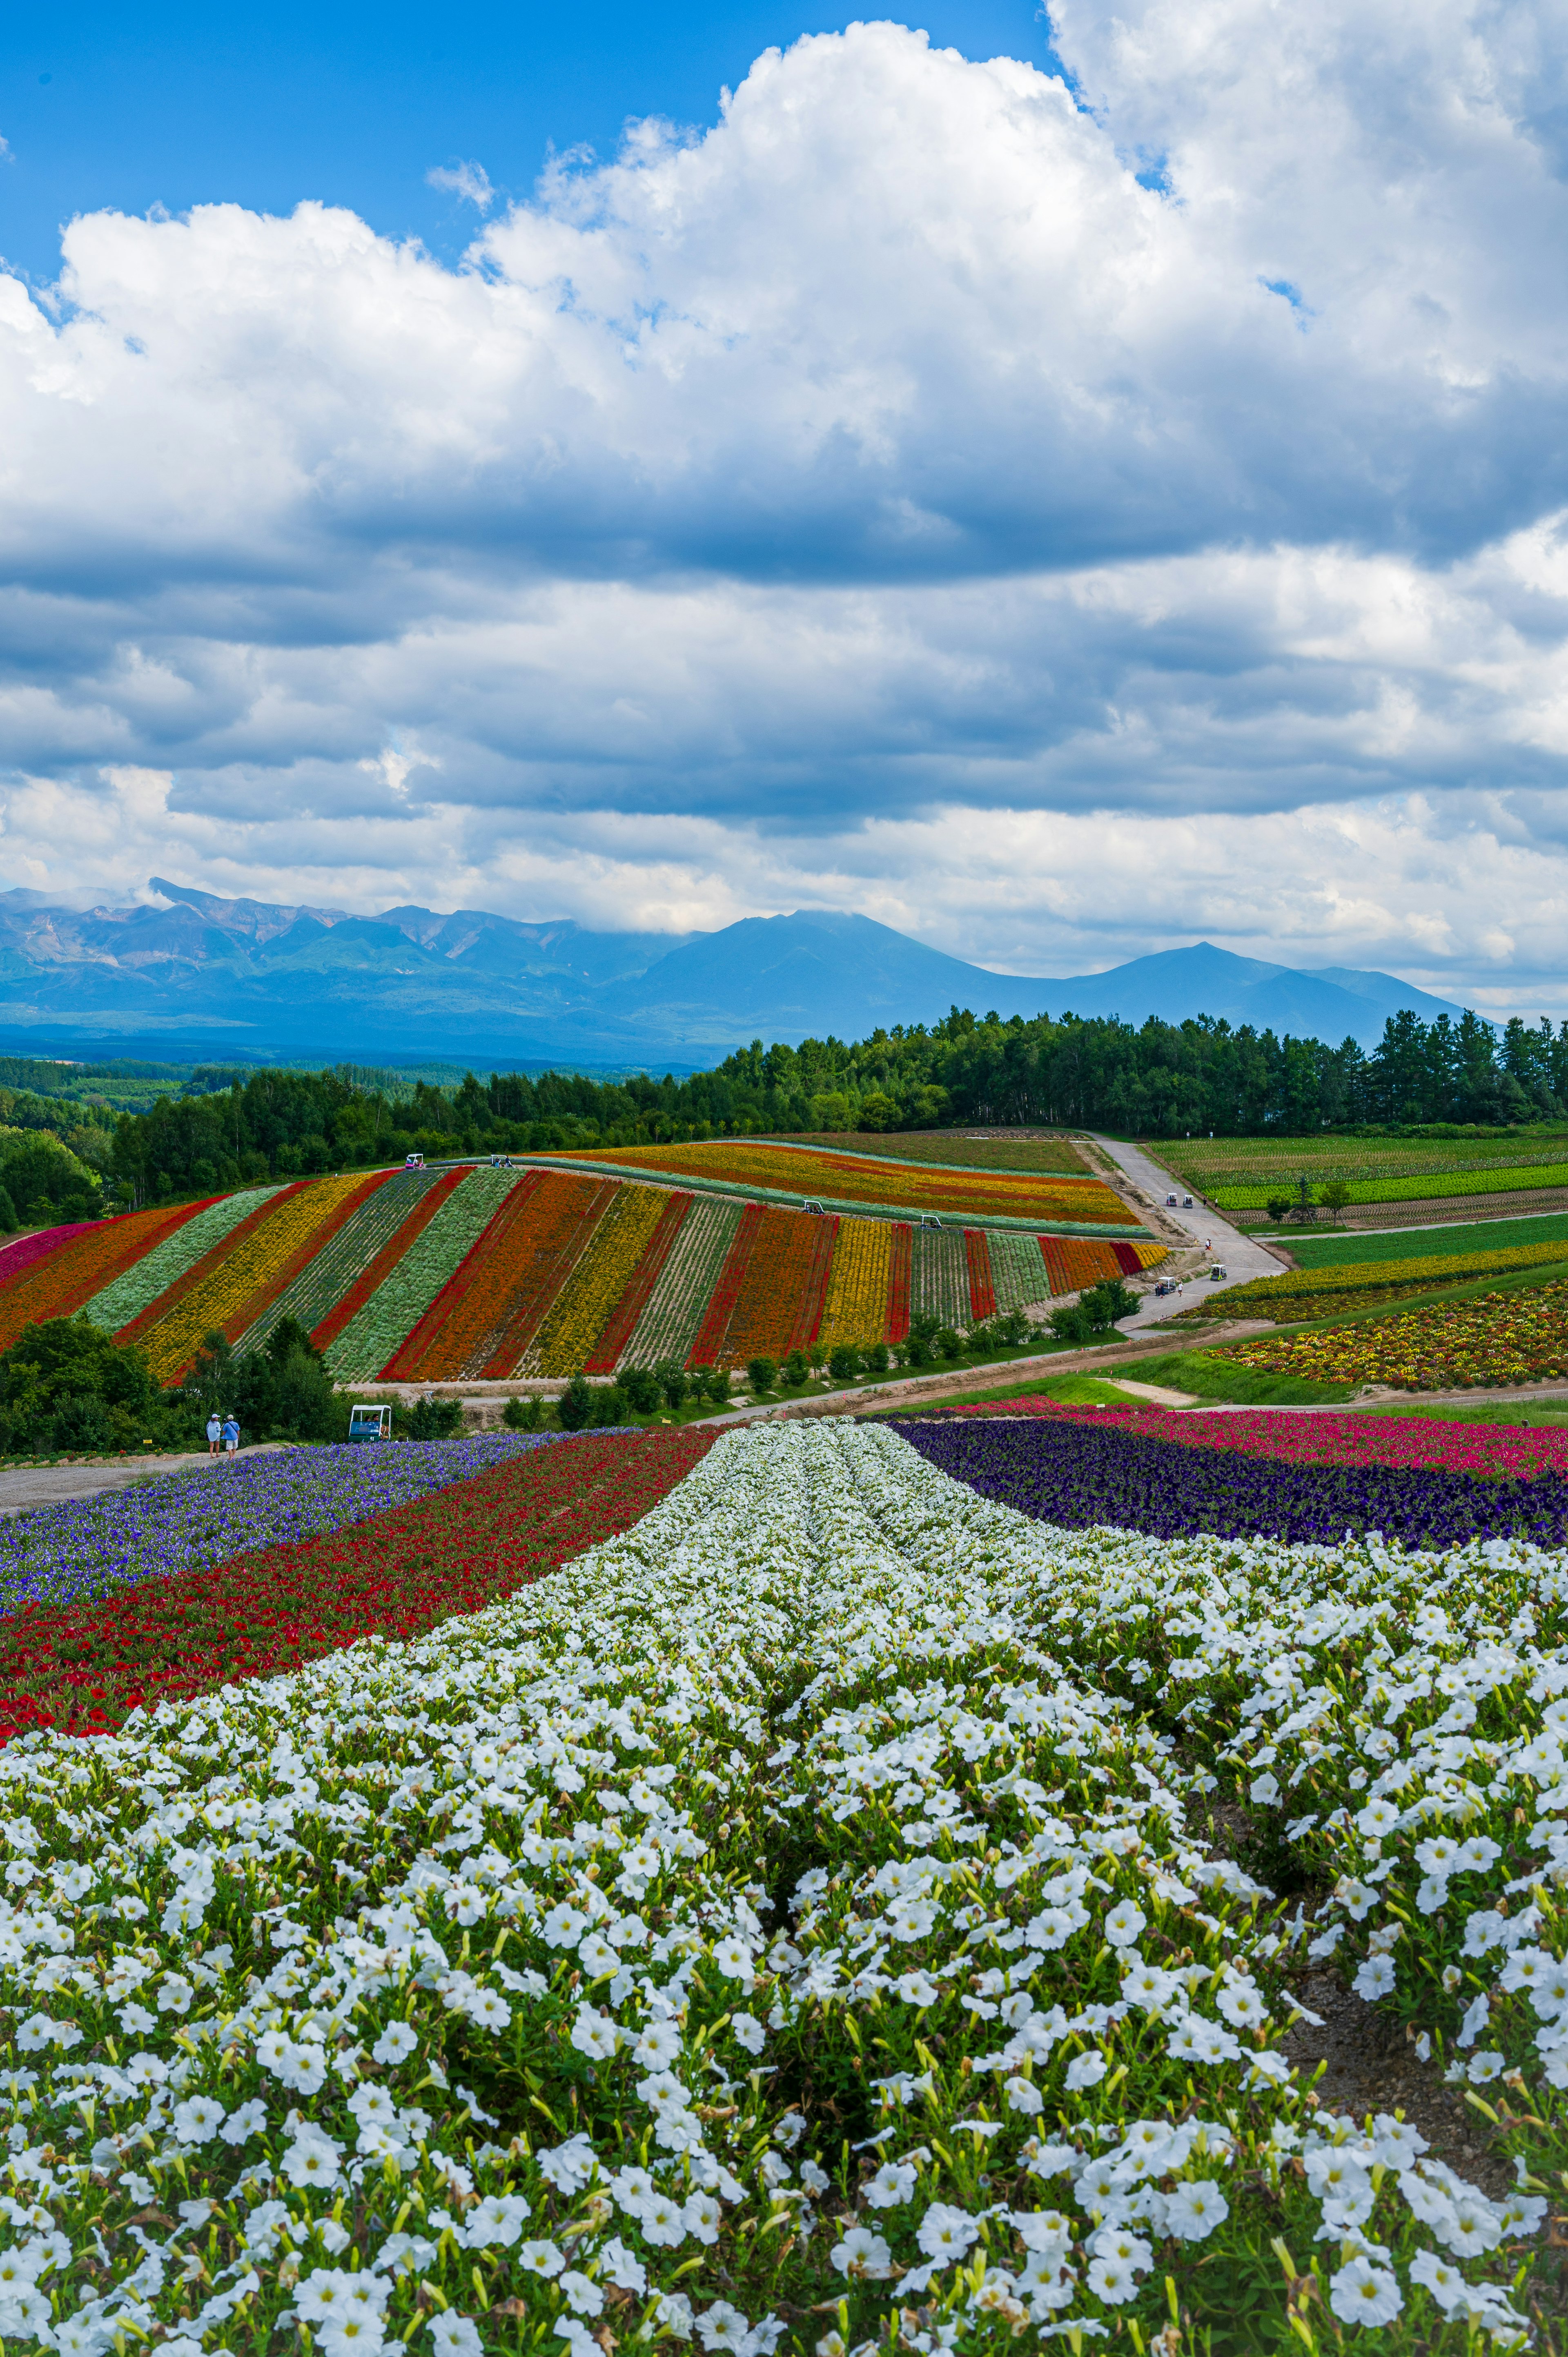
[{"x1": 0, "y1": 881, "x2": 1476, "y2": 1066}]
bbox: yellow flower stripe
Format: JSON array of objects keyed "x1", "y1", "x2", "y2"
[
  {"x1": 1171, "y1": 1237, "x2": 1568, "y2": 1323},
  {"x1": 136, "y1": 1175, "x2": 369, "y2": 1380},
  {"x1": 548, "y1": 1140, "x2": 1132, "y2": 1225},
  {"x1": 528, "y1": 1181, "x2": 670, "y2": 1376},
  {"x1": 816, "y1": 1217, "x2": 893, "y2": 1352}
]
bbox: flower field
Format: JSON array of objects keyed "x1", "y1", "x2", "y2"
[
  {"x1": 0, "y1": 1170, "x2": 1162, "y2": 1386},
  {"x1": 0, "y1": 1203, "x2": 212, "y2": 1353},
  {"x1": 130, "y1": 1177, "x2": 377, "y2": 1382},
  {"x1": 619, "y1": 1194, "x2": 744, "y2": 1367},
  {"x1": 325, "y1": 1167, "x2": 522, "y2": 1379},
  {"x1": 549, "y1": 1139, "x2": 1138, "y2": 1226},
  {"x1": 1227, "y1": 1281, "x2": 1568, "y2": 1390},
  {"x1": 583, "y1": 1193, "x2": 693, "y2": 1374},
  {"x1": 815, "y1": 1214, "x2": 894, "y2": 1353},
  {"x1": 0, "y1": 1428, "x2": 710, "y2": 1738},
  {"x1": 85, "y1": 1189, "x2": 284, "y2": 1335},
  {"x1": 1156, "y1": 1129, "x2": 1568, "y2": 1191},
  {"x1": 0, "y1": 1434, "x2": 562, "y2": 1617},
  {"x1": 915, "y1": 1396, "x2": 1568, "y2": 1476},
  {"x1": 531, "y1": 1181, "x2": 670, "y2": 1377},
  {"x1": 0, "y1": 1416, "x2": 1553, "y2": 2357},
  {"x1": 1172, "y1": 1237, "x2": 1568, "y2": 1323},
  {"x1": 237, "y1": 1169, "x2": 425, "y2": 1354}
]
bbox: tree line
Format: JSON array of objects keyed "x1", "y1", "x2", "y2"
[{"x1": 93, "y1": 998, "x2": 1568, "y2": 1204}]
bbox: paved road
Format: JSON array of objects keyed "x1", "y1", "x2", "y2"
[
  {"x1": 0, "y1": 1445, "x2": 289, "y2": 1519},
  {"x1": 1090, "y1": 1134, "x2": 1284, "y2": 1328}
]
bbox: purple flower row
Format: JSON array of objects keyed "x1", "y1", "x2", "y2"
[
  {"x1": 892, "y1": 1415, "x2": 1568, "y2": 1550},
  {"x1": 0, "y1": 1434, "x2": 566, "y2": 1618}
]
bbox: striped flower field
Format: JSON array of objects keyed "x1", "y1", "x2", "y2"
[{"x1": 0, "y1": 1163, "x2": 1166, "y2": 1377}]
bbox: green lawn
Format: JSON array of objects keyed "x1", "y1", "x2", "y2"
[{"x1": 1280, "y1": 1211, "x2": 1568, "y2": 1268}]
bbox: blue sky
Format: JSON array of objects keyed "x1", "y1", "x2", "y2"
[
  {"x1": 1, "y1": 0, "x2": 1057, "y2": 284},
  {"x1": 1, "y1": 0, "x2": 1567, "y2": 1016}
]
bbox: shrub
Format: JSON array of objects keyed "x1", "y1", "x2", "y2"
[
  {"x1": 1266, "y1": 1194, "x2": 1292, "y2": 1226},
  {"x1": 863, "y1": 1341, "x2": 889, "y2": 1375},
  {"x1": 557, "y1": 1375, "x2": 595, "y2": 1431},
  {"x1": 701, "y1": 1365, "x2": 731, "y2": 1406},
  {"x1": 592, "y1": 1385, "x2": 631, "y2": 1427},
  {"x1": 0, "y1": 1188, "x2": 16, "y2": 1235},
  {"x1": 406, "y1": 1394, "x2": 463, "y2": 1440},
  {"x1": 621, "y1": 1365, "x2": 663, "y2": 1416},
  {"x1": 997, "y1": 1308, "x2": 1031, "y2": 1346},
  {"x1": 503, "y1": 1395, "x2": 543, "y2": 1433},
  {"x1": 828, "y1": 1343, "x2": 861, "y2": 1383},
  {"x1": 655, "y1": 1359, "x2": 688, "y2": 1412},
  {"x1": 935, "y1": 1327, "x2": 964, "y2": 1361},
  {"x1": 1048, "y1": 1302, "x2": 1093, "y2": 1345},
  {"x1": 746, "y1": 1355, "x2": 777, "y2": 1395},
  {"x1": 1082, "y1": 1278, "x2": 1139, "y2": 1327},
  {"x1": 904, "y1": 1332, "x2": 934, "y2": 1369},
  {"x1": 0, "y1": 1316, "x2": 176, "y2": 1457},
  {"x1": 781, "y1": 1349, "x2": 810, "y2": 1388}
]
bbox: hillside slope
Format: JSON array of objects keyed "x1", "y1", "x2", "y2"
[{"x1": 0, "y1": 1166, "x2": 1166, "y2": 1379}]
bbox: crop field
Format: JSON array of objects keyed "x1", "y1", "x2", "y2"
[
  {"x1": 543, "y1": 1138, "x2": 1137, "y2": 1225},
  {"x1": 1169, "y1": 1237, "x2": 1568, "y2": 1322},
  {"x1": 0, "y1": 1174, "x2": 1165, "y2": 1380},
  {"x1": 1227, "y1": 1280, "x2": 1568, "y2": 1389},
  {"x1": 1286, "y1": 1210, "x2": 1568, "y2": 1267},
  {"x1": 785, "y1": 1127, "x2": 1091, "y2": 1173},
  {"x1": 4, "y1": 1413, "x2": 1563, "y2": 2357},
  {"x1": 1157, "y1": 1126, "x2": 1568, "y2": 1186}
]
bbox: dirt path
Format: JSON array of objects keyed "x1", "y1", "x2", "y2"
[{"x1": 0, "y1": 1443, "x2": 292, "y2": 1519}]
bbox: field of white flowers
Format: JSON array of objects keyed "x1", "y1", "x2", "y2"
[{"x1": 0, "y1": 1421, "x2": 1561, "y2": 2356}]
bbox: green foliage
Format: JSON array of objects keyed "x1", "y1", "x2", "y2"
[
  {"x1": 1317, "y1": 1178, "x2": 1352, "y2": 1219},
  {"x1": 0, "y1": 1129, "x2": 102, "y2": 1225},
  {"x1": 591, "y1": 1385, "x2": 631, "y2": 1427},
  {"x1": 781, "y1": 1349, "x2": 810, "y2": 1389},
  {"x1": 862, "y1": 1342, "x2": 889, "y2": 1375},
  {"x1": 502, "y1": 1394, "x2": 544, "y2": 1433},
  {"x1": 620, "y1": 1365, "x2": 663, "y2": 1416},
  {"x1": 1265, "y1": 1193, "x2": 1292, "y2": 1225},
  {"x1": 654, "y1": 1360, "x2": 688, "y2": 1412},
  {"x1": 0, "y1": 1318, "x2": 180, "y2": 1456},
  {"x1": 746, "y1": 1355, "x2": 777, "y2": 1395},
  {"x1": 0, "y1": 1188, "x2": 15, "y2": 1234},
  {"x1": 700, "y1": 1364, "x2": 731, "y2": 1406},
  {"x1": 556, "y1": 1375, "x2": 595, "y2": 1432},
  {"x1": 405, "y1": 1394, "x2": 464, "y2": 1440},
  {"x1": 935, "y1": 1326, "x2": 964, "y2": 1361},
  {"x1": 184, "y1": 1324, "x2": 346, "y2": 1445},
  {"x1": 827, "y1": 1343, "x2": 861, "y2": 1383}
]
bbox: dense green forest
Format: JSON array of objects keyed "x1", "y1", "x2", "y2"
[{"x1": 83, "y1": 998, "x2": 1568, "y2": 1205}]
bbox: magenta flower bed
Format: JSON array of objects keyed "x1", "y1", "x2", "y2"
[
  {"x1": 921, "y1": 1397, "x2": 1568, "y2": 1478},
  {"x1": 0, "y1": 1221, "x2": 98, "y2": 1284}
]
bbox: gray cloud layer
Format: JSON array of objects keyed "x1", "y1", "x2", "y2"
[{"x1": 3, "y1": 2, "x2": 1568, "y2": 1011}]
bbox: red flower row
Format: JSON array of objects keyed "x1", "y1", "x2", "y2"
[{"x1": 0, "y1": 1428, "x2": 714, "y2": 1743}]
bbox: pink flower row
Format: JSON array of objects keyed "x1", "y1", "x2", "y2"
[{"x1": 931, "y1": 1397, "x2": 1568, "y2": 1478}]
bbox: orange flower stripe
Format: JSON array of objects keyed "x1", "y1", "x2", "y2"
[
  {"x1": 550, "y1": 1140, "x2": 1136, "y2": 1225},
  {"x1": 696, "y1": 1205, "x2": 828, "y2": 1367},
  {"x1": 965, "y1": 1229, "x2": 996, "y2": 1322},
  {"x1": 584, "y1": 1193, "x2": 693, "y2": 1374},
  {"x1": 686, "y1": 1202, "x2": 765, "y2": 1367},
  {"x1": 622, "y1": 1197, "x2": 744, "y2": 1367},
  {"x1": 817, "y1": 1217, "x2": 893, "y2": 1354},
  {"x1": 133, "y1": 1176, "x2": 374, "y2": 1381},
  {"x1": 530, "y1": 1182, "x2": 670, "y2": 1377},
  {"x1": 0, "y1": 1202, "x2": 205, "y2": 1354},
  {"x1": 380, "y1": 1174, "x2": 546, "y2": 1380}
]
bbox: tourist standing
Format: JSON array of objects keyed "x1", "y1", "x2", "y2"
[
  {"x1": 221, "y1": 1413, "x2": 240, "y2": 1457},
  {"x1": 206, "y1": 1411, "x2": 221, "y2": 1456}
]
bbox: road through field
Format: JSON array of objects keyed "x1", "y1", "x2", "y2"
[{"x1": 1089, "y1": 1135, "x2": 1283, "y2": 1323}]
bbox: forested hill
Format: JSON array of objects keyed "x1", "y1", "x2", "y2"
[{"x1": 95, "y1": 999, "x2": 1568, "y2": 1206}]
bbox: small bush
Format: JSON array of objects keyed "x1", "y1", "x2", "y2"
[
  {"x1": 935, "y1": 1327, "x2": 964, "y2": 1361},
  {"x1": 557, "y1": 1376, "x2": 594, "y2": 1432},
  {"x1": 406, "y1": 1394, "x2": 463, "y2": 1440},
  {"x1": 746, "y1": 1356, "x2": 777, "y2": 1395},
  {"x1": 781, "y1": 1349, "x2": 810, "y2": 1388},
  {"x1": 503, "y1": 1395, "x2": 543, "y2": 1433},
  {"x1": 621, "y1": 1366, "x2": 663, "y2": 1416},
  {"x1": 997, "y1": 1309, "x2": 1031, "y2": 1347},
  {"x1": 904, "y1": 1333, "x2": 933, "y2": 1369},
  {"x1": 828, "y1": 1344, "x2": 861, "y2": 1383},
  {"x1": 863, "y1": 1342, "x2": 889, "y2": 1375},
  {"x1": 701, "y1": 1365, "x2": 731, "y2": 1406},
  {"x1": 655, "y1": 1360, "x2": 688, "y2": 1412},
  {"x1": 592, "y1": 1385, "x2": 631, "y2": 1427}
]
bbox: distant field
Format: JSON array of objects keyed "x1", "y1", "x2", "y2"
[
  {"x1": 1285, "y1": 1212, "x2": 1568, "y2": 1267},
  {"x1": 1154, "y1": 1128, "x2": 1568, "y2": 1193},
  {"x1": 785, "y1": 1129, "x2": 1089, "y2": 1174},
  {"x1": 1211, "y1": 1162, "x2": 1568, "y2": 1209},
  {"x1": 1169, "y1": 1239, "x2": 1568, "y2": 1323},
  {"x1": 543, "y1": 1139, "x2": 1134, "y2": 1224}
]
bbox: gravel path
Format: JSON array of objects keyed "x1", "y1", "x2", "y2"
[{"x1": 0, "y1": 1445, "x2": 290, "y2": 1519}]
